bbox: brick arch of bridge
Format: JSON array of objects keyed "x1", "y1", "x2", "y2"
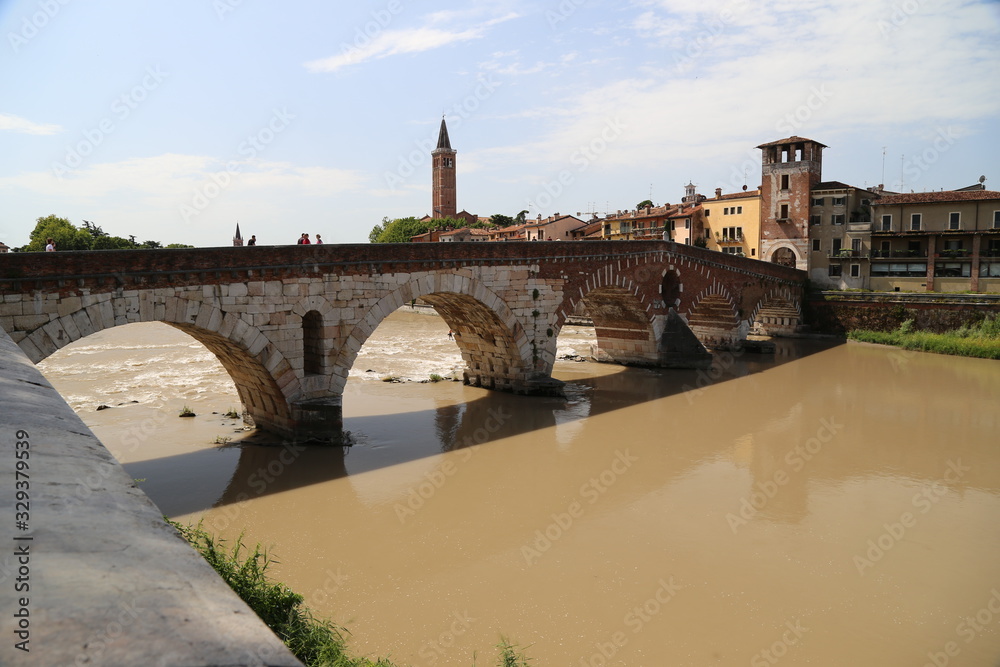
[
  {"x1": 685, "y1": 284, "x2": 743, "y2": 349},
  {"x1": 330, "y1": 273, "x2": 535, "y2": 395},
  {"x1": 555, "y1": 263, "x2": 660, "y2": 366},
  {"x1": 18, "y1": 294, "x2": 297, "y2": 434},
  {"x1": 748, "y1": 287, "x2": 803, "y2": 336}
]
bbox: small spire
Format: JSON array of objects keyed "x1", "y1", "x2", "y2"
[{"x1": 436, "y1": 117, "x2": 452, "y2": 151}]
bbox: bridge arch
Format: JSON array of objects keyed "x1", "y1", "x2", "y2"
[
  {"x1": 686, "y1": 285, "x2": 743, "y2": 349},
  {"x1": 765, "y1": 243, "x2": 801, "y2": 268},
  {"x1": 21, "y1": 294, "x2": 297, "y2": 435},
  {"x1": 331, "y1": 273, "x2": 535, "y2": 395},
  {"x1": 749, "y1": 288, "x2": 802, "y2": 336},
  {"x1": 559, "y1": 267, "x2": 660, "y2": 366}
]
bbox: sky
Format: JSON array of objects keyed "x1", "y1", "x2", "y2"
[{"x1": 1, "y1": 0, "x2": 998, "y2": 248}]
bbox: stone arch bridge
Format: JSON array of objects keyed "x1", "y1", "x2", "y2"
[{"x1": 0, "y1": 241, "x2": 804, "y2": 442}]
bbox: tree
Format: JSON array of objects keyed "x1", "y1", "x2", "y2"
[
  {"x1": 490, "y1": 214, "x2": 514, "y2": 227},
  {"x1": 514, "y1": 210, "x2": 529, "y2": 225},
  {"x1": 368, "y1": 217, "x2": 389, "y2": 243},
  {"x1": 24, "y1": 215, "x2": 93, "y2": 251},
  {"x1": 372, "y1": 217, "x2": 431, "y2": 243},
  {"x1": 637, "y1": 199, "x2": 653, "y2": 210}
]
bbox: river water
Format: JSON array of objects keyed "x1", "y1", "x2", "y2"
[{"x1": 36, "y1": 309, "x2": 1000, "y2": 666}]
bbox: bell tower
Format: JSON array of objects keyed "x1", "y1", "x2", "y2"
[
  {"x1": 758, "y1": 136, "x2": 825, "y2": 269},
  {"x1": 431, "y1": 117, "x2": 457, "y2": 219}
]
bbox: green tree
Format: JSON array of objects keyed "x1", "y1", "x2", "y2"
[
  {"x1": 490, "y1": 213, "x2": 514, "y2": 227},
  {"x1": 637, "y1": 199, "x2": 653, "y2": 210},
  {"x1": 24, "y1": 215, "x2": 93, "y2": 251},
  {"x1": 373, "y1": 216, "x2": 431, "y2": 243},
  {"x1": 514, "y1": 209, "x2": 529, "y2": 225}
]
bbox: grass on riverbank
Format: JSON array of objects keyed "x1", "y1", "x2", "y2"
[
  {"x1": 848, "y1": 315, "x2": 1000, "y2": 360},
  {"x1": 170, "y1": 520, "x2": 532, "y2": 667}
]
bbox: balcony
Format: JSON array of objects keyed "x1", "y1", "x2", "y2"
[
  {"x1": 871, "y1": 249, "x2": 928, "y2": 259},
  {"x1": 828, "y1": 249, "x2": 864, "y2": 260},
  {"x1": 847, "y1": 222, "x2": 872, "y2": 233},
  {"x1": 716, "y1": 234, "x2": 744, "y2": 245}
]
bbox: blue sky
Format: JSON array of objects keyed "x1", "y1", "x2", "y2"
[{"x1": 1, "y1": 0, "x2": 998, "y2": 247}]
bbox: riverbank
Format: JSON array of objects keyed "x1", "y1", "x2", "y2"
[
  {"x1": 172, "y1": 521, "x2": 532, "y2": 667},
  {"x1": 847, "y1": 315, "x2": 1000, "y2": 359}
]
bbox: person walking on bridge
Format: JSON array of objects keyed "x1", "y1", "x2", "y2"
[{"x1": 45, "y1": 238, "x2": 55, "y2": 251}]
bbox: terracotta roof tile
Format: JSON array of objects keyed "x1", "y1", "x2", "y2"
[{"x1": 873, "y1": 190, "x2": 1000, "y2": 206}]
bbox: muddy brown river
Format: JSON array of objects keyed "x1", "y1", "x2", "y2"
[{"x1": 37, "y1": 309, "x2": 1000, "y2": 666}]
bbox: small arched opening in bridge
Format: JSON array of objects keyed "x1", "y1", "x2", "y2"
[
  {"x1": 686, "y1": 286, "x2": 742, "y2": 350},
  {"x1": 302, "y1": 310, "x2": 324, "y2": 376}
]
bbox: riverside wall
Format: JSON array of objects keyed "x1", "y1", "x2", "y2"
[
  {"x1": 0, "y1": 327, "x2": 302, "y2": 666},
  {"x1": 806, "y1": 291, "x2": 1000, "y2": 334}
]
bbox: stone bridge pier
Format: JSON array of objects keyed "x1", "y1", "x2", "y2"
[{"x1": 0, "y1": 243, "x2": 805, "y2": 444}]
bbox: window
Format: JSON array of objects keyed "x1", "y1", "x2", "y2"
[
  {"x1": 852, "y1": 238, "x2": 862, "y2": 252},
  {"x1": 910, "y1": 213, "x2": 921, "y2": 231},
  {"x1": 812, "y1": 197, "x2": 824, "y2": 206},
  {"x1": 704, "y1": 209, "x2": 710, "y2": 217},
  {"x1": 621, "y1": 222, "x2": 631, "y2": 234},
  {"x1": 828, "y1": 264, "x2": 842, "y2": 277},
  {"x1": 994, "y1": 211, "x2": 1000, "y2": 229},
  {"x1": 832, "y1": 238, "x2": 842, "y2": 254},
  {"x1": 723, "y1": 246, "x2": 741, "y2": 254},
  {"x1": 751, "y1": 248, "x2": 756, "y2": 256},
  {"x1": 737, "y1": 206, "x2": 743, "y2": 214},
  {"x1": 949, "y1": 212, "x2": 961, "y2": 230},
  {"x1": 723, "y1": 207, "x2": 729, "y2": 215},
  {"x1": 684, "y1": 238, "x2": 690, "y2": 245},
  {"x1": 881, "y1": 214, "x2": 892, "y2": 231},
  {"x1": 832, "y1": 214, "x2": 845, "y2": 225},
  {"x1": 880, "y1": 241, "x2": 890, "y2": 253},
  {"x1": 685, "y1": 219, "x2": 690, "y2": 229},
  {"x1": 833, "y1": 197, "x2": 846, "y2": 206},
  {"x1": 443, "y1": 157, "x2": 453, "y2": 168},
  {"x1": 780, "y1": 204, "x2": 789, "y2": 219},
  {"x1": 850, "y1": 264, "x2": 860, "y2": 277},
  {"x1": 812, "y1": 239, "x2": 821, "y2": 252},
  {"x1": 603, "y1": 224, "x2": 611, "y2": 236},
  {"x1": 303, "y1": 311, "x2": 324, "y2": 376},
  {"x1": 872, "y1": 263, "x2": 927, "y2": 277},
  {"x1": 781, "y1": 175, "x2": 790, "y2": 190},
  {"x1": 810, "y1": 215, "x2": 821, "y2": 226}
]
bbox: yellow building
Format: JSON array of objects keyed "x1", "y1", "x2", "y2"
[{"x1": 701, "y1": 188, "x2": 762, "y2": 259}]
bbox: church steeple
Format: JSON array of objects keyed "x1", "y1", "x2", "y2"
[
  {"x1": 435, "y1": 117, "x2": 452, "y2": 151},
  {"x1": 431, "y1": 116, "x2": 457, "y2": 219},
  {"x1": 233, "y1": 222, "x2": 243, "y2": 247}
]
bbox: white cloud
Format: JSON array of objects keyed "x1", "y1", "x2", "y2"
[
  {"x1": 0, "y1": 113, "x2": 62, "y2": 136},
  {"x1": 304, "y1": 12, "x2": 519, "y2": 73}
]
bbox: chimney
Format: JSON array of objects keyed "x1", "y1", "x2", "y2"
[{"x1": 715, "y1": 188, "x2": 722, "y2": 199}]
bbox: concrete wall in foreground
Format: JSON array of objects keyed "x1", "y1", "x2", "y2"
[{"x1": 0, "y1": 327, "x2": 302, "y2": 666}]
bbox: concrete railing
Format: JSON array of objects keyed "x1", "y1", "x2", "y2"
[{"x1": 0, "y1": 327, "x2": 302, "y2": 667}]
